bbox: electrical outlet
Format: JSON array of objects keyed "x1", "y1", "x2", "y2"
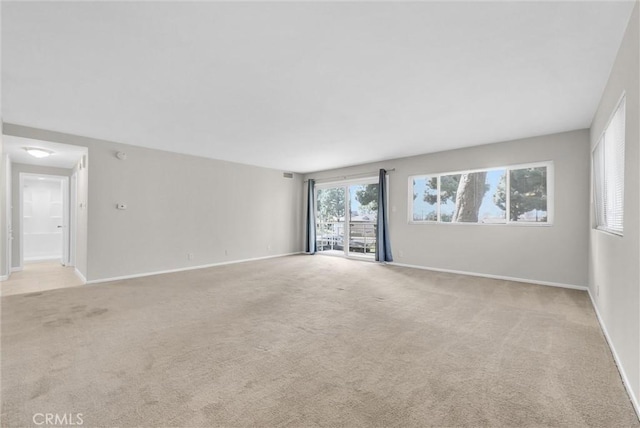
[
  {"x1": 187, "y1": 253, "x2": 194, "y2": 261},
  {"x1": 267, "y1": 244, "x2": 272, "y2": 251},
  {"x1": 225, "y1": 250, "x2": 229, "y2": 256},
  {"x1": 596, "y1": 285, "x2": 600, "y2": 297},
  {"x1": 398, "y1": 250, "x2": 404, "y2": 257}
]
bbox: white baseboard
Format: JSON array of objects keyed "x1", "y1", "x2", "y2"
[
  {"x1": 74, "y1": 268, "x2": 87, "y2": 284},
  {"x1": 11, "y1": 266, "x2": 23, "y2": 272},
  {"x1": 85, "y1": 252, "x2": 303, "y2": 285},
  {"x1": 587, "y1": 289, "x2": 640, "y2": 419},
  {"x1": 388, "y1": 262, "x2": 587, "y2": 291},
  {"x1": 0, "y1": 274, "x2": 8, "y2": 281}
]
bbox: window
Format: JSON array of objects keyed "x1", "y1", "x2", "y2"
[
  {"x1": 593, "y1": 95, "x2": 625, "y2": 236},
  {"x1": 411, "y1": 176, "x2": 437, "y2": 221},
  {"x1": 508, "y1": 166, "x2": 548, "y2": 222},
  {"x1": 409, "y1": 162, "x2": 552, "y2": 225}
]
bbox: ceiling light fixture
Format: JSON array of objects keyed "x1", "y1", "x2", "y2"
[{"x1": 24, "y1": 147, "x2": 53, "y2": 158}]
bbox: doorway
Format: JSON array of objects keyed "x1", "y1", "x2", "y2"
[
  {"x1": 20, "y1": 174, "x2": 70, "y2": 265},
  {"x1": 1, "y1": 136, "x2": 88, "y2": 295},
  {"x1": 1, "y1": 172, "x2": 82, "y2": 296},
  {"x1": 315, "y1": 178, "x2": 378, "y2": 259}
]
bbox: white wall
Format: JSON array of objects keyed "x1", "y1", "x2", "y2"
[
  {"x1": 589, "y1": 2, "x2": 640, "y2": 413},
  {"x1": 3, "y1": 125, "x2": 304, "y2": 281},
  {"x1": 306, "y1": 129, "x2": 590, "y2": 288}
]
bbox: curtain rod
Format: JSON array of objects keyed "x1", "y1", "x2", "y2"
[{"x1": 304, "y1": 168, "x2": 395, "y2": 183}]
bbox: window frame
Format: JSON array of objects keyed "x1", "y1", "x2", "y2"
[
  {"x1": 592, "y1": 92, "x2": 626, "y2": 237},
  {"x1": 408, "y1": 161, "x2": 554, "y2": 226}
]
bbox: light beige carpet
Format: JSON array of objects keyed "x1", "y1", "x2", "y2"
[{"x1": 1, "y1": 255, "x2": 638, "y2": 427}]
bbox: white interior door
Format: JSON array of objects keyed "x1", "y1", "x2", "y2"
[{"x1": 21, "y1": 174, "x2": 68, "y2": 264}]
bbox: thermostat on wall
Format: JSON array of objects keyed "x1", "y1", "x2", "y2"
[{"x1": 116, "y1": 203, "x2": 127, "y2": 210}]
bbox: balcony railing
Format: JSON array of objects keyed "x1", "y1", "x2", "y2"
[{"x1": 316, "y1": 221, "x2": 377, "y2": 256}]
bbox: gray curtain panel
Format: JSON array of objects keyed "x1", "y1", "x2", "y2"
[
  {"x1": 305, "y1": 179, "x2": 316, "y2": 254},
  {"x1": 376, "y1": 169, "x2": 393, "y2": 262}
]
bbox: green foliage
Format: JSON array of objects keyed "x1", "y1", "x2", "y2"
[
  {"x1": 355, "y1": 184, "x2": 379, "y2": 212},
  {"x1": 493, "y1": 174, "x2": 507, "y2": 212},
  {"x1": 494, "y1": 167, "x2": 547, "y2": 221},
  {"x1": 317, "y1": 187, "x2": 345, "y2": 221},
  {"x1": 317, "y1": 184, "x2": 380, "y2": 222},
  {"x1": 425, "y1": 175, "x2": 460, "y2": 205},
  {"x1": 420, "y1": 172, "x2": 491, "y2": 222}
]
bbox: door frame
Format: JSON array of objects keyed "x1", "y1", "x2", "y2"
[
  {"x1": 315, "y1": 176, "x2": 379, "y2": 260},
  {"x1": 3, "y1": 155, "x2": 12, "y2": 279},
  {"x1": 18, "y1": 173, "x2": 71, "y2": 268},
  {"x1": 69, "y1": 171, "x2": 78, "y2": 267}
]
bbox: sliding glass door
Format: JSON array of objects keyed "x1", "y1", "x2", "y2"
[
  {"x1": 315, "y1": 179, "x2": 378, "y2": 258},
  {"x1": 316, "y1": 186, "x2": 344, "y2": 254}
]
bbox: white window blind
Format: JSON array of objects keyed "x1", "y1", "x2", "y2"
[{"x1": 593, "y1": 96, "x2": 625, "y2": 235}]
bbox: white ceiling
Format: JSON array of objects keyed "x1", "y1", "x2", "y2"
[
  {"x1": 2, "y1": 1, "x2": 635, "y2": 173},
  {"x1": 4, "y1": 135, "x2": 87, "y2": 169}
]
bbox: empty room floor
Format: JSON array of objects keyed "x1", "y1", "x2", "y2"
[
  {"x1": 1, "y1": 261, "x2": 83, "y2": 297},
  {"x1": 1, "y1": 255, "x2": 637, "y2": 427}
]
